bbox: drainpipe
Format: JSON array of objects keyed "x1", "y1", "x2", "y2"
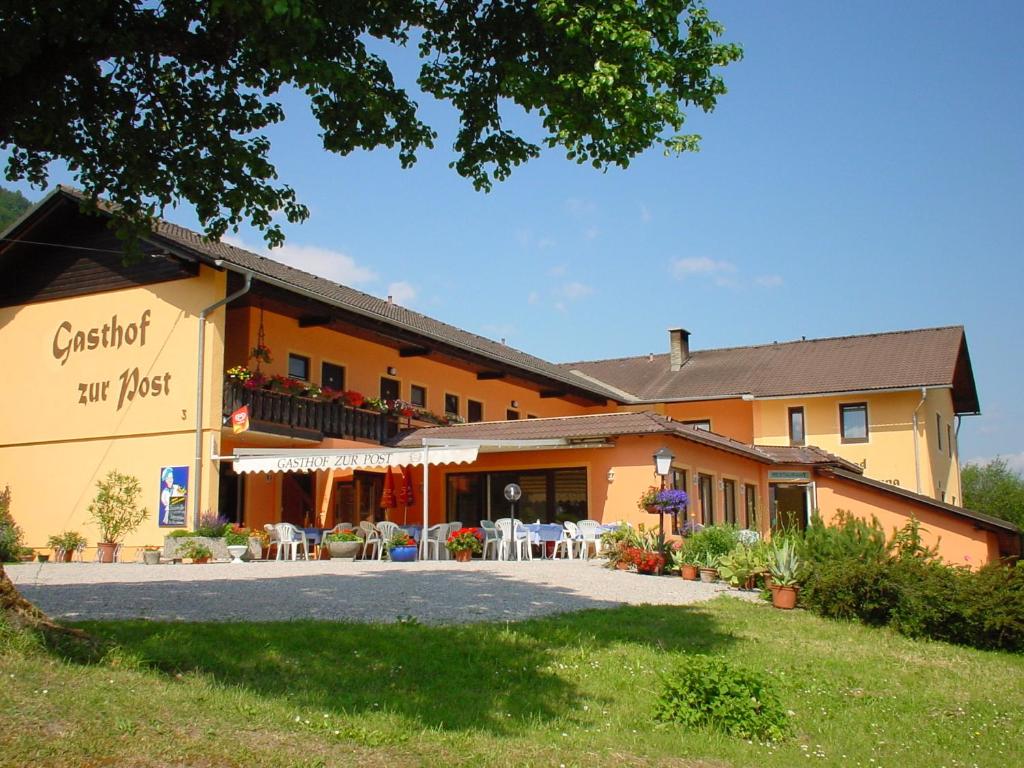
[
  {"x1": 911, "y1": 386, "x2": 928, "y2": 494},
  {"x1": 193, "y1": 265, "x2": 253, "y2": 528}
]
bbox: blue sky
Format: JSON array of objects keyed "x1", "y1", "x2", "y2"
[{"x1": 5, "y1": 1, "x2": 1022, "y2": 467}]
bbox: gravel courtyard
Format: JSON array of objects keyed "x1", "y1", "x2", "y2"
[{"x1": 6, "y1": 559, "x2": 755, "y2": 624}]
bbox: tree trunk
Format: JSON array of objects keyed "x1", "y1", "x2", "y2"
[{"x1": 0, "y1": 563, "x2": 93, "y2": 645}]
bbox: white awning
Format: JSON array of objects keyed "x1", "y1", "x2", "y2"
[{"x1": 231, "y1": 446, "x2": 479, "y2": 475}]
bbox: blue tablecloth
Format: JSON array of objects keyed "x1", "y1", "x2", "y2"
[{"x1": 523, "y1": 523, "x2": 566, "y2": 542}]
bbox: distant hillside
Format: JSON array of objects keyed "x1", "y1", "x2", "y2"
[{"x1": 0, "y1": 187, "x2": 33, "y2": 232}]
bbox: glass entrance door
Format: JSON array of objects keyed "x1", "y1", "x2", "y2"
[{"x1": 771, "y1": 484, "x2": 809, "y2": 532}]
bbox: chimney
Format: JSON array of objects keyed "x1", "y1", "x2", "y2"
[{"x1": 669, "y1": 327, "x2": 690, "y2": 371}]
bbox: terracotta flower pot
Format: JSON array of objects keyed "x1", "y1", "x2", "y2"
[
  {"x1": 192, "y1": 556, "x2": 210, "y2": 564},
  {"x1": 772, "y1": 585, "x2": 799, "y2": 610},
  {"x1": 59, "y1": 549, "x2": 74, "y2": 563},
  {"x1": 681, "y1": 564, "x2": 699, "y2": 580},
  {"x1": 97, "y1": 541, "x2": 118, "y2": 563},
  {"x1": 454, "y1": 549, "x2": 473, "y2": 563},
  {"x1": 615, "y1": 560, "x2": 630, "y2": 571},
  {"x1": 699, "y1": 567, "x2": 718, "y2": 583}
]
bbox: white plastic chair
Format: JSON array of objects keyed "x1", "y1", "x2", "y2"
[
  {"x1": 276, "y1": 523, "x2": 309, "y2": 560},
  {"x1": 495, "y1": 518, "x2": 531, "y2": 561},
  {"x1": 552, "y1": 523, "x2": 579, "y2": 560},
  {"x1": 376, "y1": 521, "x2": 401, "y2": 560},
  {"x1": 358, "y1": 521, "x2": 381, "y2": 560},
  {"x1": 57, "y1": 542, "x2": 86, "y2": 562},
  {"x1": 420, "y1": 524, "x2": 445, "y2": 560},
  {"x1": 576, "y1": 520, "x2": 603, "y2": 560},
  {"x1": 479, "y1": 520, "x2": 499, "y2": 560}
]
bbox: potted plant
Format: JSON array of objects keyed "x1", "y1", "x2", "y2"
[
  {"x1": 670, "y1": 545, "x2": 699, "y2": 580},
  {"x1": 179, "y1": 538, "x2": 213, "y2": 564},
  {"x1": 386, "y1": 531, "x2": 418, "y2": 562},
  {"x1": 445, "y1": 527, "x2": 484, "y2": 562},
  {"x1": 637, "y1": 486, "x2": 660, "y2": 514},
  {"x1": 142, "y1": 546, "x2": 161, "y2": 565},
  {"x1": 36, "y1": 552, "x2": 49, "y2": 563},
  {"x1": 224, "y1": 524, "x2": 252, "y2": 563},
  {"x1": 600, "y1": 523, "x2": 639, "y2": 570},
  {"x1": 87, "y1": 470, "x2": 148, "y2": 563},
  {"x1": 698, "y1": 551, "x2": 719, "y2": 582},
  {"x1": 768, "y1": 540, "x2": 801, "y2": 609},
  {"x1": 324, "y1": 529, "x2": 362, "y2": 560},
  {"x1": 46, "y1": 530, "x2": 87, "y2": 562}
]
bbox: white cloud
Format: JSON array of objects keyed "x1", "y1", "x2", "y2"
[
  {"x1": 584, "y1": 226, "x2": 601, "y2": 241},
  {"x1": 386, "y1": 281, "x2": 417, "y2": 307},
  {"x1": 222, "y1": 234, "x2": 377, "y2": 286},
  {"x1": 527, "y1": 291, "x2": 541, "y2": 305},
  {"x1": 965, "y1": 452, "x2": 1024, "y2": 475},
  {"x1": 755, "y1": 274, "x2": 785, "y2": 288},
  {"x1": 565, "y1": 197, "x2": 596, "y2": 216},
  {"x1": 547, "y1": 264, "x2": 567, "y2": 277},
  {"x1": 561, "y1": 281, "x2": 594, "y2": 300},
  {"x1": 671, "y1": 257, "x2": 738, "y2": 279}
]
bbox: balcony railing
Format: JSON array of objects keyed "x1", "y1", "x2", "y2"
[{"x1": 223, "y1": 379, "x2": 387, "y2": 443}]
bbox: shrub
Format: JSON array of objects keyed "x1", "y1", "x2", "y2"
[
  {"x1": 87, "y1": 470, "x2": 148, "y2": 543},
  {"x1": 801, "y1": 511, "x2": 887, "y2": 568},
  {"x1": 958, "y1": 562, "x2": 1024, "y2": 651},
  {"x1": 801, "y1": 558, "x2": 901, "y2": 625},
  {"x1": 223, "y1": 525, "x2": 251, "y2": 546},
  {"x1": 179, "y1": 539, "x2": 212, "y2": 560},
  {"x1": 0, "y1": 484, "x2": 25, "y2": 562},
  {"x1": 686, "y1": 525, "x2": 739, "y2": 565},
  {"x1": 196, "y1": 512, "x2": 230, "y2": 538},
  {"x1": 655, "y1": 655, "x2": 789, "y2": 741}
]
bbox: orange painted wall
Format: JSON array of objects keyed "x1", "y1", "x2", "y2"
[
  {"x1": 814, "y1": 475, "x2": 999, "y2": 566},
  {"x1": 225, "y1": 306, "x2": 606, "y2": 422}
]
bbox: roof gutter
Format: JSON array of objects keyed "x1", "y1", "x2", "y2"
[
  {"x1": 193, "y1": 264, "x2": 252, "y2": 529},
  {"x1": 911, "y1": 386, "x2": 929, "y2": 494}
]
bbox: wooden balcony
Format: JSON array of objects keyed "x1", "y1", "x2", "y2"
[{"x1": 223, "y1": 379, "x2": 387, "y2": 443}]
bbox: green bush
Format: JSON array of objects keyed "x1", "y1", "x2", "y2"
[
  {"x1": 804, "y1": 552, "x2": 1024, "y2": 653},
  {"x1": 801, "y1": 511, "x2": 887, "y2": 568},
  {"x1": 685, "y1": 525, "x2": 739, "y2": 566},
  {"x1": 801, "y1": 557, "x2": 901, "y2": 624},
  {"x1": 655, "y1": 655, "x2": 789, "y2": 741},
  {"x1": 0, "y1": 484, "x2": 25, "y2": 562}
]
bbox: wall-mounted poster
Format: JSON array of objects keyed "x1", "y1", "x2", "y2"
[{"x1": 159, "y1": 466, "x2": 189, "y2": 527}]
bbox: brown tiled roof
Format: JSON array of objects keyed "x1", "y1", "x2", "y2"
[
  {"x1": 562, "y1": 326, "x2": 980, "y2": 414},
  {"x1": 754, "y1": 445, "x2": 863, "y2": 473},
  {"x1": 37, "y1": 187, "x2": 622, "y2": 403},
  {"x1": 389, "y1": 411, "x2": 863, "y2": 469}
]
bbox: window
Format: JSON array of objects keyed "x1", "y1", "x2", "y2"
[
  {"x1": 445, "y1": 393, "x2": 460, "y2": 418},
  {"x1": 936, "y1": 413, "x2": 942, "y2": 451},
  {"x1": 527, "y1": 414, "x2": 538, "y2": 419},
  {"x1": 288, "y1": 353, "x2": 310, "y2": 380},
  {"x1": 410, "y1": 384, "x2": 426, "y2": 408},
  {"x1": 788, "y1": 407, "x2": 805, "y2": 446},
  {"x1": 839, "y1": 402, "x2": 869, "y2": 443},
  {"x1": 670, "y1": 468, "x2": 688, "y2": 492},
  {"x1": 744, "y1": 484, "x2": 757, "y2": 529},
  {"x1": 445, "y1": 467, "x2": 588, "y2": 524},
  {"x1": 947, "y1": 424, "x2": 953, "y2": 458},
  {"x1": 467, "y1": 400, "x2": 483, "y2": 423},
  {"x1": 697, "y1": 473, "x2": 714, "y2": 525},
  {"x1": 723, "y1": 479, "x2": 737, "y2": 525},
  {"x1": 379, "y1": 377, "x2": 399, "y2": 401},
  {"x1": 505, "y1": 409, "x2": 520, "y2": 420},
  {"x1": 682, "y1": 419, "x2": 711, "y2": 431},
  {"x1": 321, "y1": 362, "x2": 345, "y2": 391}
]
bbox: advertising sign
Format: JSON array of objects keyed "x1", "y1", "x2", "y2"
[{"x1": 159, "y1": 465, "x2": 189, "y2": 526}]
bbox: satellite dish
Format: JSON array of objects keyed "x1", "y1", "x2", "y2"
[{"x1": 504, "y1": 483, "x2": 522, "y2": 502}]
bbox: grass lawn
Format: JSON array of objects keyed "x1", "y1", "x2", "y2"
[{"x1": 2, "y1": 596, "x2": 1021, "y2": 767}]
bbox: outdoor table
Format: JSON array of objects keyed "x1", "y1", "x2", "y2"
[
  {"x1": 302, "y1": 528, "x2": 324, "y2": 559},
  {"x1": 523, "y1": 523, "x2": 567, "y2": 559}
]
